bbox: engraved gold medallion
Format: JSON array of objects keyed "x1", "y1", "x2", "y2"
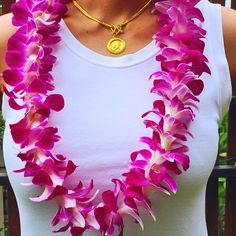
[{"x1": 107, "y1": 37, "x2": 126, "y2": 54}]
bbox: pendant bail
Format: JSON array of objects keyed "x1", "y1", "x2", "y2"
[{"x1": 110, "y1": 24, "x2": 124, "y2": 36}]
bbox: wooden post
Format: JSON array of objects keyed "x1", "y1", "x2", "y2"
[
  {"x1": 206, "y1": 177, "x2": 219, "y2": 236},
  {"x1": 2, "y1": 0, "x2": 15, "y2": 14},
  {"x1": 210, "y1": 0, "x2": 226, "y2": 5},
  {"x1": 225, "y1": 97, "x2": 236, "y2": 236},
  {"x1": 7, "y1": 185, "x2": 20, "y2": 236},
  {"x1": 232, "y1": 0, "x2": 236, "y2": 9}
]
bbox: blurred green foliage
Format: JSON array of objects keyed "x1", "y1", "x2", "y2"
[
  {"x1": 218, "y1": 177, "x2": 226, "y2": 236},
  {"x1": 219, "y1": 114, "x2": 228, "y2": 163},
  {"x1": 218, "y1": 113, "x2": 229, "y2": 236}
]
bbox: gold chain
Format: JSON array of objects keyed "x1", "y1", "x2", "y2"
[{"x1": 72, "y1": 0, "x2": 152, "y2": 54}]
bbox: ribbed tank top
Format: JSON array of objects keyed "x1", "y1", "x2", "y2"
[{"x1": 2, "y1": 0, "x2": 232, "y2": 235}]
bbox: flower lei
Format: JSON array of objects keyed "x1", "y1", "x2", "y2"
[{"x1": 2, "y1": 0, "x2": 210, "y2": 235}]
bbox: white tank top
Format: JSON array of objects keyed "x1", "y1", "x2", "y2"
[{"x1": 2, "y1": 1, "x2": 232, "y2": 235}]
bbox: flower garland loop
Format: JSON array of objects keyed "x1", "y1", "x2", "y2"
[{"x1": 2, "y1": 0, "x2": 210, "y2": 235}]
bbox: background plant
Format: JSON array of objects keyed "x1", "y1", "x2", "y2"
[{"x1": 218, "y1": 113, "x2": 228, "y2": 236}]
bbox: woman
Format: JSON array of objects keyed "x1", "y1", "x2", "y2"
[{"x1": 0, "y1": 0, "x2": 235, "y2": 235}]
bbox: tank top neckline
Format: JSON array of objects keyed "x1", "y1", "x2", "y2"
[{"x1": 59, "y1": 19, "x2": 160, "y2": 68}]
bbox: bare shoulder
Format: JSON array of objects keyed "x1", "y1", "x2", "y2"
[
  {"x1": 0, "y1": 13, "x2": 17, "y2": 74},
  {"x1": 221, "y1": 6, "x2": 236, "y2": 95}
]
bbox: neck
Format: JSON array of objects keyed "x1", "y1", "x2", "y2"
[{"x1": 70, "y1": 0, "x2": 152, "y2": 24}]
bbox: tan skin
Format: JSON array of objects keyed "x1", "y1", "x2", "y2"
[{"x1": 0, "y1": 0, "x2": 236, "y2": 109}]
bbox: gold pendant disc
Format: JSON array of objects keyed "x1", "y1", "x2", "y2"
[{"x1": 107, "y1": 37, "x2": 126, "y2": 54}]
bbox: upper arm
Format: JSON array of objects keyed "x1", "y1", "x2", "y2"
[
  {"x1": 222, "y1": 6, "x2": 236, "y2": 96},
  {"x1": 0, "y1": 13, "x2": 17, "y2": 108}
]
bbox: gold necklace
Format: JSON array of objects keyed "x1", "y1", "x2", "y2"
[{"x1": 72, "y1": 0, "x2": 152, "y2": 55}]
